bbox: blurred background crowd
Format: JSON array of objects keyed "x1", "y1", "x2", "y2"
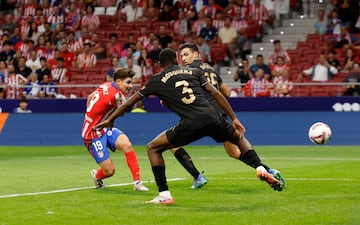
[{"x1": 0, "y1": 0, "x2": 359, "y2": 100}]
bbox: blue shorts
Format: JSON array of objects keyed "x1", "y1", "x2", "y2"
[{"x1": 86, "y1": 128, "x2": 124, "y2": 164}]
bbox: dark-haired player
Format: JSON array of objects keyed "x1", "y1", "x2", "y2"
[
  {"x1": 94, "y1": 49, "x2": 285, "y2": 204},
  {"x1": 81, "y1": 68, "x2": 149, "y2": 191},
  {"x1": 175, "y1": 42, "x2": 285, "y2": 190}
]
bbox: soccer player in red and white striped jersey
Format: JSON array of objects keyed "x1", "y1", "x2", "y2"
[
  {"x1": 5, "y1": 64, "x2": 27, "y2": 99},
  {"x1": 81, "y1": 67, "x2": 149, "y2": 191}
]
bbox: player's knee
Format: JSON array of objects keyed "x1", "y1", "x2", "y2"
[
  {"x1": 227, "y1": 151, "x2": 241, "y2": 159},
  {"x1": 103, "y1": 167, "x2": 115, "y2": 177}
]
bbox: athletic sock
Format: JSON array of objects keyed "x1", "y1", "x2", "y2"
[
  {"x1": 174, "y1": 147, "x2": 200, "y2": 179},
  {"x1": 239, "y1": 149, "x2": 270, "y2": 171},
  {"x1": 125, "y1": 151, "x2": 141, "y2": 181},
  {"x1": 152, "y1": 166, "x2": 169, "y2": 192},
  {"x1": 96, "y1": 168, "x2": 106, "y2": 180}
]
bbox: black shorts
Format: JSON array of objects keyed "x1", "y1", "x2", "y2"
[{"x1": 166, "y1": 115, "x2": 234, "y2": 147}]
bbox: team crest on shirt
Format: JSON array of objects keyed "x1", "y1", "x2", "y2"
[
  {"x1": 97, "y1": 151, "x2": 104, "y2": 158},
  {"x1": 107, "y1": 130, "x2": 112, "y2": 136}
]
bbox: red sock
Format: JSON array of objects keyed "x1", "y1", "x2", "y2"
[
  {"x1": 96, "y1": 168, "x2": 106, "y2": 180},
  {"x1": 125, "y1": 151, "x2": 140, "y2": 181}
]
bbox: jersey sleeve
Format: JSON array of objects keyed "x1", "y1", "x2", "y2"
[
  {"x1": 193, "y1": 69, "x2": 209, "y2": 86},
  {"x1": 138, "y1": 77, "x2": 158, "y2": 97}
]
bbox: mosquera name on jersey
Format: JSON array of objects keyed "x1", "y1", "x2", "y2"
[
  {"x1": 161, "y1": 69, "x2": 193, "y2": 83},
  {"x1": 81, "y1": 82, "x2": 126, "y2": 141}
]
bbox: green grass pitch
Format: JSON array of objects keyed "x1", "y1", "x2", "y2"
[{"x1": 0, "y1": 145, "x2": 359, "y2": 225}]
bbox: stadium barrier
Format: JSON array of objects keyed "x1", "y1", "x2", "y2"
[
  {"x1": 1, "y1": 95, "x2": 360, "y2": 113},
  {"x1": 0, "y1": 112, "x2": 358, "y2": 146}
]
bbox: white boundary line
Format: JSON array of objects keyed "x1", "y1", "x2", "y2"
[
  {"x1": 1, "y1": 177, "x2": 357, "y2": 199},
  {"x1": 0, "y1": 178, "x2": 186, "y2": 199}
]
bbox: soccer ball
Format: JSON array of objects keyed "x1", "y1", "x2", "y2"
[{"x1": 308, "y1": 122, "x2": 332, "y2": 145}]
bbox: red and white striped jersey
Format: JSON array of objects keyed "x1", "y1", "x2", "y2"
[
  {"x1": 272, "y1": 76, "x2": 293, "y2": 97},
  {"x1": 77, "y1": 52, "x2": 97, "y2": 68},
  {"x1": 81, "y1": 82, "x2": 126, "y2": 140},
  {"x1": 42, "y1": 7, "x2": 53, "y2": 17},
  {"x1": 5, "y1": 73, "x2": 27, "y2": 99},
  {"x1": 271, "y1": 64, "x2": 290, "y2": 73},
  {"x1": 47, "y1": 14, "x2": 65, "y2": 26},
  {"x1": 20, "y1": 23, "x2": 30, "y2": 33},
  {"x1": 24, "y1": 4, "x2": 36, "y2": 17},
  {"x1": 81, "y1": 15, "x2": 100, "y2": 32},
  {"x1": 203, "y1": 6, "x2": 220, "y2": 19},
  {"x1": 249, "y1": 4, "x2": 269, "y2": 23},
  {"x1": 44, "y1": 50, "x2": 55, "y2": 61},
  {"x1": 212, "y1": 19, "x2": 225, "y2": 30},
  {"x1": 248, "y1": 77, "x2": 271, "y2": 97},
  {"x1": 232, "y1": 19, "x2": 248, "y2": 33},
  {"x1": 50, "y1": 67, "x2": 69, "y2": 83},
  {"x1": 67, "y1": 40, "x2": 82, "y2": 53}
]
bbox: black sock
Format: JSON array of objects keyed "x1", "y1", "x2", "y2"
[
  {"x1": 174, "y1": 147, "x2": 200, "y2": 179},
  {"x1": 239, "y1": 149, "x2": 270, "y2": 171},
  {"x1": 152, "y1": 166, "x2": 168, "y2": 192}
]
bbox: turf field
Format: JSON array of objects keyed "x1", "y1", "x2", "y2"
[{"x1": 0, "y1": 145, "x2": 359, "y2": 225}]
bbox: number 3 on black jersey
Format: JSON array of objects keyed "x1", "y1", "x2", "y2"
[{"x1": 175, "y1": 80, "x2": 196, "y2": 104}]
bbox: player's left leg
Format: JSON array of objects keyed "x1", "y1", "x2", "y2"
[
  {"x1": 170, "y1": 147, "x2": 208, "y2": 189},
  {"x1": 145, "y1": 130, "x2": 175, "y2": 204},
  {"x1": 87, "y1": 135, "x2": 114, "y2": 188},
  {"x1": 113, "y1": 132, "x2": 149, "y2": 191},
  {"x1": 223, "y1": 141, "x2": 241, "y2": 159},
  {"x1": 236, "y1": 137, "x2": 286, "y2": 191}
]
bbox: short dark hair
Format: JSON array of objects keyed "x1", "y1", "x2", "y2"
[
  {"x1": 179, "y1": 42, "x2": 199, "y2": 52},
  {"x1": 159, "y1": 48, "x2": 177, "y2": 67},
  {"x1": 109, "y1": 33, "x2": 118, "y2": 39},
  {"x1": 113, "y1": 67, "x2": 135, "y2": 80},
  {"x1": 39, "y1": 56, "x2": 47, "y2": 62},
  {"x1": 273, "y1": 40, "x2": 281, "y2": 45}
]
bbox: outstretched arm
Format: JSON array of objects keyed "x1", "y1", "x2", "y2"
[
  {"x1": 204, "y1": 83, "x2": 246, "y2": 138},
  {"x1": 93, "y1": 93, "x2": 143, "y2": 130}
]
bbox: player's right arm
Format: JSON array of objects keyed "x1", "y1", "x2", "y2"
[
  {"x1": 203, "y1": 82, "x2": 245, "y2": 139},
  {"x1": 219, "y1": 83, "x2": 231, "y2": 98}
]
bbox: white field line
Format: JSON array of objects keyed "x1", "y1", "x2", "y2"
[
  {"x1": 0, "y1": 178, "x2": 186, "y2": 199},
  {"x1": 0, "y1": 177, "x2": 357, "y2": 199},
  {"x1": 46, "y1": 156, "x2": 360, "y2": 161}
]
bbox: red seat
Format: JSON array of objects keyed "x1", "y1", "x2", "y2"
[
  {"x1": 290, "y1": 86, "x2": 310, "y2": 97},
  {"x1": 329, "y1": 85, "x2": 347, "y2": 96},
  {"x1": 71, "y1": 76, "x2": 88, "y2": 84},
  {"x1": 209, "y1": 44, "x2": 227, "y2": 65},
  {"x1": 245, "y1": 20, "x2": 261, "y2": 39},
  {"x1": 310, "y1": 86, "x2": 330, "y2": 96},
  {"x1": 297, "y1": 41, "x2": 313, "y2": 50},
  {"x1": 152, "y1": 21, "x2": 171, "y2": 30},
  {"x1": 302, "y1": 50, "x2": 320, "y2": 62},
  {"x1": 135, "y1": 22, "x2": 152, "y2": 30}
]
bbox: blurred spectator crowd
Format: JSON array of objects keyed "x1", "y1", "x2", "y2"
[
  {"x1": 0, "y1": 0, "x2": 359, "y2": 99},
  {"x1": 233, "y1": 0, "x2": 360, "y2": 97}
]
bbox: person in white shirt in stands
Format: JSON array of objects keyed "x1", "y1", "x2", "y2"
[
  {"x1": 120, "y1": 0, "x2": 144, "y2": 22},
  {"x1": 25, "y1": 50, "x2": 41, "y2": 73},
  {"x1": 299, "y1": 54, "x2": 338, "y2": 82}
]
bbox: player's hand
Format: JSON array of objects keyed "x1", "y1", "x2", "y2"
[
  {"x1": 232, "y1": 118, "x2": 246, "y2": 139},
  {"x1": 93, "y1": 119, "x2": 114, "y2": 130}
]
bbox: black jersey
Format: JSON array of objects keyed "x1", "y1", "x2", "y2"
[
  {"x1": 189, "y1": 60, "x2": 226, "y2": 115},
  {"x1": 138, "y1": 65, "x2": 219, "y2": 129}
]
